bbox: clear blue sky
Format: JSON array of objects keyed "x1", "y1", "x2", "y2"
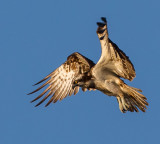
[{"x1": 1, "y1": 0, "x2": 160, "y2": 144}]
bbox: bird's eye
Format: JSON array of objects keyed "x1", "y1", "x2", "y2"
[{"x1": 74, "y1": 80, "x2": 78, "y2": 84}]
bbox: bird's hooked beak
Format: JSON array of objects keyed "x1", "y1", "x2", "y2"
[{"x1": 72, "y1": 83, "x2": 78, "y2": 89}]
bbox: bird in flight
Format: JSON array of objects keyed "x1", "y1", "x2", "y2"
[{"x1": 28, "y1": 17, "x2": 148, "y2": 113}]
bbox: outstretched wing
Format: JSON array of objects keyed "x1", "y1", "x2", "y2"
[
  {"x1": 28, "y1": 52, "x2": 95, "y2": 107},
  {"x1": 93, "y1": 17, "x2": 135, "y2": 81}
]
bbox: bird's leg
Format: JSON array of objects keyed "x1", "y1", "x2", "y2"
[
  {"x1": 117, "y1": 97, "x2": 124, "y2": 113},
  {"x1": 120, "y1": 94, "x2": 130, "y2": 111}
]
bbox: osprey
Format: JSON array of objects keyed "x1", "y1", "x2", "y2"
[{"x1": 28, "y1": 17, "x2": 148, "y2": 113}]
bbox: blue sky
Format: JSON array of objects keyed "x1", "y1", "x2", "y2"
[{"x1": 1, "y1": 0, "x2": 160, "y2": 144}]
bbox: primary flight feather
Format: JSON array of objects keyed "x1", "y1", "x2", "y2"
[{"x1": 28, "y1": 17, "x2": 148, "y2": 113}]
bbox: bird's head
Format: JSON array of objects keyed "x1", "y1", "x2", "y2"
[
  {"x1": 72, "y1": 77, "x2": 94, "y2": 89},
  {"x1": 72, "y1": 79, "x2": 85, "y2": 89}
]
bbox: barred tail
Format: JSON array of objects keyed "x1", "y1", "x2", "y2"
[{"x1": 117, "y1": 84, "x2": 148, "y2": 113}]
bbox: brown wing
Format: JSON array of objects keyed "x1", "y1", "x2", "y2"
[
  {"x1": 28, "y1": 52, "x2": 95, "y2": 107},
  {"x1": 93, "y1": 17, "x2": 135, "y2": 81}
]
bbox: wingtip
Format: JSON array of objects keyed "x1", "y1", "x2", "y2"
[
  {"x1": 45, "y1": 98, "x2": 53, "y2": 107},
  {"x1": 45, "y1": 103, "x2": 49, "y2": 107},
  {"x1": 33, "y1": 81, "x2": 42, "y2": 86},
  {"x1": 32, "y1": 81, "x2": 41, "y2": 86},
  {"x1": 30, "y1": 100, "x2": 34, "y2": 103},
  {"x1": 35, "y1": 103, "x2": 40, "y2": 107},
  {"x1": 101, "y1": 17, "x2": 107, "y2": 23},
  {"x1": 32, "y1": 76, "x2": 50, "y2": 86},
  {"x1": 27, "y1": 92, "x2": 33, "y2": 95}
]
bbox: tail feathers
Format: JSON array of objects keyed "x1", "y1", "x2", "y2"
[{"x1": 117, "y1": 85, "x2": 148, "y2": 113}]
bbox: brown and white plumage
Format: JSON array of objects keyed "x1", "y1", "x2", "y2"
[
  {"x1": 28, "y1": 17, "x2": 148, "y2": 113},
  {"x1": 28, "y1": 52, "x2": 95, "y2": 107},
  {"x1": 94, "y1": 18, "x2": 135, "y2": 81}
]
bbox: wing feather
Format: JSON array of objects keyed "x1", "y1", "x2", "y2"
[
  {"x1": 28, "y1": 79, "x2": 52, "y2": 95},
  {"x1": 69, "y1": 88, "x2": 74, "y2": 96},
  {"x1": 45, "y1": 92, "x2": 55, "y2": 107},
  {"x1": 59, "y1": 80, "x2": 72, "y2": 101},
  {"x1": 93, "y1": 17, "x2": 135, "y2": 81},
  {"x1": 35, "y1": 91, "x2": 52, "y2": 107},
  {"x1": 59, "y1": 81, "x2": 71, "y2": 100},
  {"x1": 28, "y1": 52, "x2": 94, "y2": 106},
  {"x1": 31, "y1": 85, "x2": 51, "y2": 103}
]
